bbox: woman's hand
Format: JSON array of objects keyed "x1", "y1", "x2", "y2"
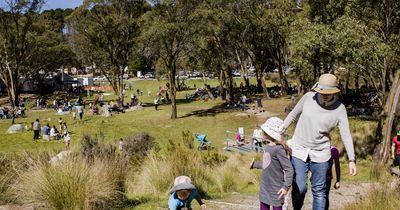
[
  {"x1": 277, "y1": 188, "x2": 288, "y2": 199},
  {"x1": 349, "y1": 161, "x2": 357, "y2": 176},
  {"x1": 334, "y1": 181, "x2": 340, "y2": 189},
  {"x1": 201, "y1": 204, "x2": 207, "y2": 210}
]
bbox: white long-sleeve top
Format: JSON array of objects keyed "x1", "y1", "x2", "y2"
[{"x1": 283, "y1": 92, "x2": 355, "y2": 163}]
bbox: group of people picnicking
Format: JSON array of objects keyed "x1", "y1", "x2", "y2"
[
  {"x1": 32, "y1": 117, "x2": 71, "y2": 150},
  {"x1": 169, "y1": 74, "x2": 357, "y2": 210}
]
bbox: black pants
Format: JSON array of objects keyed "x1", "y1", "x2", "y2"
[
  {"x1": 394, "y1": 155, "x2": 400, "y2": 167},
  {"x1": 33, "y1": 130, "x2": 40, "y2": 140},
  {"x1": 155, "y1": 104, "x2": 158, "y2": 110}
]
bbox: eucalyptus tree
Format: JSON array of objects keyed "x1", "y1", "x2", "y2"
[
  {"x1": 0, "y1": 0, "x2": 44, "y2": 107},
  {"x1": 288, "y1": 18, "x2": 335, "y2": 92},
  {"x1": 0, "y1": 0, "x2": 74, "y2": 107},
  {"x1": 140, "y1": 0, "x2": 201, "y2": 119},
  {"x1": 233, "y1": 0, "x2": 297, "y2": 95},
  {"x1": 346, "y1": 0, "x2": 400, "y2": 163},
  {"x1": 189, "y1": 0, "x2": 239, "y2": 102},
  {"x1": 70, "y1": 0, "x2": 146, "y2": 106}
]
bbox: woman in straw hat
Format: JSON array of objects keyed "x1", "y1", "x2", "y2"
[{"x1": 281, "y1": 73, "x2": 357, "y2": 210}]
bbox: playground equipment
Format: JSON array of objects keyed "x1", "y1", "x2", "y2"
[
  {"x1": 195, "y1": 134, "x2": 211, "y2": 150},
  {"x1": 224, "y1": 128, "x2": 264, "y2": 153}
]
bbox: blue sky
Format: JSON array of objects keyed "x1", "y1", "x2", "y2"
[{"x1": 43, "y1": 0, "x2": 83, "y2": 10}]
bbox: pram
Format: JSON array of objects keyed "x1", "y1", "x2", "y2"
[{"x1": 195, "y1": 134, "x2": 211, "y2": 150}]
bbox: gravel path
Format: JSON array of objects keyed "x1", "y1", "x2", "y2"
[{"x1": 205, "y1": 182, "x2": 371, "y2": 210}]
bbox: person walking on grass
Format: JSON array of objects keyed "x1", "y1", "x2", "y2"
[
  {"x1": 282, "y1": 73, "x2": 356, "y2": 210},
  {"x1": 154, "y1": 97, "x2": 159, "y2": 111},
  {"x1": 33, "y1": 118, "x2": 40, "y2": 141},
  {"x1": 250, "y1": 117, "x2": 294, "y2": 210},
  {"x1": 168, "y1": 176, "x2": 206, "y2": 210},
  {"x1": 58, "y1": 117, "x2": 63, "y2": 131},
  {"x1": 63, "y1": 132, "x2": 71, "y2": 150},
  {"x1": 77, "y1": 105, "x2": 84, "y2": 121}
]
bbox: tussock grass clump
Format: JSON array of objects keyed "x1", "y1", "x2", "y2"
[
  {"x1": 345, "y1": 182, "x2": 400, "y2": 210},
  {"x1": 12, "y1": 156, "x2": 121, "y2": 210},
  {"x1": 369, "y1": 161, "x2": 391, "y2": 181},
  {"x1": 0, "y1": 155, "x2": 16, "y2": 204},
  {"x1": 8, "y1": 132, "x2": 156, "y2": 209},
  {"x1": 129, "y1": 131, "x2": 257, "y2": 197}
]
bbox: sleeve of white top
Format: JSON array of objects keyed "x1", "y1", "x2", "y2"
[
  {"x1": 338, "y1": 107, "x2": 355, "y2": 161},
  {"x1": 283, "y1": 93, "x2": 308, "y2": 130}
]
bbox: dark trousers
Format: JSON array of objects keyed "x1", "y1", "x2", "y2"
[
  {"x1": 260, "y1": 202, "x2": 282, "y2": 210},
  {"x1": 393, "y1": 155, "x2": 400, "y2": 167},
  {"x1": 155, "y1": 104, "x2": 158, "y2": 110},
  {"x1": 33, "y1": 130, "x2": 40, "y2": 140}
]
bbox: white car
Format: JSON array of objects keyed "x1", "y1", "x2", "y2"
[{"x1": 93, "y1": 76, "x2": 107, "y2": 81}]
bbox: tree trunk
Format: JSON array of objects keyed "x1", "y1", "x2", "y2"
[
  {"x1": 202, "y1": 73, "x2": 215, "y2": 100},
  {"x1": 255, "y1": 63, "x2": 263, "y2": 93},
  {"x1": 375, "y1": 70, "x2": 400, "y2": 163},
  {"x1": 169, "y1": 63, "x2": 177, "y2": 119},
  {"x1": 256, "y1": 63, "x2": 270, "y2": 98},
  {"x1": 261, "y1": 73, "x2": 271, "y2": 99},
  {"x1": 278, "y1": 65, "x2": 289, "y2": 95},
  {"x1": 219, "y1": 67, "x2": 226, "y2": 100},
  {"x1": 2, "y1": 68, "x2": 19, "y2": 108}
]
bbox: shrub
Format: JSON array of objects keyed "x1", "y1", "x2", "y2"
[
  {"x1": 345, "y1": 183, "x2": 400, "y2": 210},
  {"x1": 11, "y1": 156, "x2": 122, "y2": 210},
  {"x1": 129, "y1": 131, "x2": 258, "y2": 198},
  {"x1": 369, "y1": 161, "x2": 391, "y2": 181}
]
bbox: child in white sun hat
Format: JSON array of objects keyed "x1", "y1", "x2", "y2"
[
  {"x1": 168, "y1": 176, "x2": 206, "y2": 210},
  {"x1": 250, "y1": 117, "x2": 293, "y2": 210}
]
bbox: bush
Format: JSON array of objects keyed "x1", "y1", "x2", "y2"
[
  {"x1": 129, "y1": 131, "x2": 258, "y2": 198},
  {"x1": 345, "y1": 182, "x2": 400, "y2": 210},
  {"x1": 12, "y1": 156, "x2": 122, "y2": 210}
]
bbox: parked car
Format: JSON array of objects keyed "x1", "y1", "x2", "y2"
[
  {"x1": 144, "y1": 73, "x2": 154, "y2": 79},
  {"x1": 93, "y1": 76, "x2": 107, "y2": 81}
]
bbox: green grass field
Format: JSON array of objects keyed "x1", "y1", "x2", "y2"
[
  {"x1": 0, "y1": 78, "x2": 270, "y2": 153},
  {"x1": 0, "y1": 78, "x2": 382, "y2": 209}
]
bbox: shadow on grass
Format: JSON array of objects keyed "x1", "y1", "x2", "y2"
[
  {"x1": 141, "y1": 98, "x2": 195, "y2": 108},
  {"x1": 180, "y1": 103, "x2": 241, "y2": 118}
]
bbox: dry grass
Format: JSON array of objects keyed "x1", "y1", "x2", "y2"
[
  {"x1": 344, "y1": 182, "x2": 400, "y2": 210},
  {"x1": 128, "y1": 131, "x2": 258, "y2": 199},
  {"x1": 11, "y1": 156, "x2": 122, "y2": 210}
]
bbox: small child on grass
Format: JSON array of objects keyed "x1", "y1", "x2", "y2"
[{"x1": 168, "y1": 176, "x2": 206, "y2": 210}]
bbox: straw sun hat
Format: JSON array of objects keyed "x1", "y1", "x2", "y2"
[
  {"x1": 170, "y1": 176, "x2": 196, "y2": 194},
  {"x1": 312, "y1": 73, "x2": 341, "y2": 94}
]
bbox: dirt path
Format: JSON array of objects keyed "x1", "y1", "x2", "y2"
[{"x1": 205, "y1": 182, "x2": 371, "y2": 210}]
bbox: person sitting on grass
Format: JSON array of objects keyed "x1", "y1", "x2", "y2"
[
  {"x1": 50, "y1": 125, "x2": 60, "y2": 140},
  {"x1": 168, "y1": 176, "x2": 206, "y2": 210}
]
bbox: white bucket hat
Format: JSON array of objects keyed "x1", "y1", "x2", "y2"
[
  {"x1": 170, "y1": 176, "x2": 196, "y2": 194},
  {"x1": 312, "y1": 73, "x2": 340, "y2": 94},
  {"x1": 260, "y1": 117, "x2": 284, "y2": 141}
]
